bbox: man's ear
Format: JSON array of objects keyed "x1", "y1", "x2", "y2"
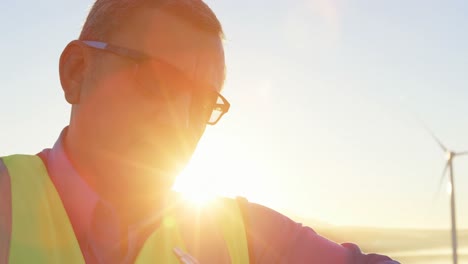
[{"x1": 59, "y1": 40, "x2": 90, "y2": 104}]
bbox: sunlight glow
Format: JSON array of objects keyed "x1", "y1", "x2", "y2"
[
  {"x1": 171, "y1": 133, "x2": 269, "y2": 208},
  {"x1": 172, "y1": 170, "x2": 217, "y2": 207},
  {"x1": 172, "y1": 137, "x2": 221, "y2": 206}
]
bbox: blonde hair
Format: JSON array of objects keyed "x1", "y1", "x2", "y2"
[{"x1": 79, "y1": 0, "x2": 224, "y2": 41}]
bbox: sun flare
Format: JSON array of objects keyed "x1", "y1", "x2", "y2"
[
  {"x1": 172, "y1": 164, "x2": 218, "y2": 207},
  {"x1": 171, "y1": 132, "x2": 269, "y2": 208},
  {"x1": 172, "y1": 141, "x2": 221, "y2": 206}
]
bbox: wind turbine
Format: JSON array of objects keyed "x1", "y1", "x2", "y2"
[{"x1": 428, "y1": 128, "x2": 468, "y2": 264}]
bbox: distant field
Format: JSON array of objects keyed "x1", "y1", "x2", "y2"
[
  {"x1": 390, "y1": 253, "x2": 468, "y2": 264},
  {"x1": 296, "y1": 217, "x2": 468, "y2": 263}
]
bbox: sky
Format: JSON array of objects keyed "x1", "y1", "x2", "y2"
[{"x1": 1, "y1": 0, "x2": 468, "y2": 229}]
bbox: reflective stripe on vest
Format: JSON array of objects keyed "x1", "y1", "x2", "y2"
[{"x1": 2, "y1": 155, "x2": 249, "y2": 263}]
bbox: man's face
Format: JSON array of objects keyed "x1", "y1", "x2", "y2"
[{"x1": 74, "y1": 8, "x2": 225, "y2": 182}]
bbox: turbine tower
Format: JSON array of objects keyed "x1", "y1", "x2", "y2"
[{"x1": 428, "y1": 129, "x2": 468, "y2": 264}]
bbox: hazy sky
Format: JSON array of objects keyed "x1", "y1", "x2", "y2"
[{"x1": 1, "y1": 0, "x2": 468, "y2": 229}]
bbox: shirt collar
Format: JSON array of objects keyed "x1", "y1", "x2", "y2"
[
  {"x1": 44, "y1": 127, "x2": 99, "y2": 241},
  {"x1": 43, "y1": 127, "x2": 183, "y2": 239}
]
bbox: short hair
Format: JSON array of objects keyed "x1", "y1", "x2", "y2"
[{"x1": 79, "y1": 0, "x2": 224, "y2": 41}]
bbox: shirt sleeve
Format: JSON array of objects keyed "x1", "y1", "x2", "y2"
[{"x1": 242, "y1": 200, "x2": 400, "y2": 264}]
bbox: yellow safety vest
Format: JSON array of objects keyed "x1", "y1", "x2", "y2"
[{"x1": 2, "y1": 155, "x2": 249, "y2": 263}]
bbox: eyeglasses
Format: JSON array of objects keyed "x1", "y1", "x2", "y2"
[{"x1": 82, "y1": 40, "x2": 230, "y2": 126}]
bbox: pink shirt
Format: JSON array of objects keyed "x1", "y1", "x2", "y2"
[{"x1": 0, "y1": 128, "x2": 399, "y2": 263}]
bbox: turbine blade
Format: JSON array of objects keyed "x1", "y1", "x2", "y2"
[
  {"x1": 415, "y1": 118, "x2": 448, "y2": 152},
  {"x1": 432, "y1": 162, "x2": 450, "y2": 203},
  {"x1": 457, "y1": 151, "x2": 468, "y2": 156},
  {"x1": 427, "y1": 129, "x2": 448, "y2": 153},
  {"x1": 439, "y1": 163, "x2": 450, "y2": 192}
]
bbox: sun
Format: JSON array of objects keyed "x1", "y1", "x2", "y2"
[
  {"x1": 172, "y1": 163, "x2": 218, "y2": 207},
  {"x1": 178, "y1": 186, "x2": 216, "y2": 207},
  {"x1": 171, "y1": 141, "x2": 221, "y2": 206},
  {"x1": 171, "y1": 131, "x2": 268, "y2": 208}
]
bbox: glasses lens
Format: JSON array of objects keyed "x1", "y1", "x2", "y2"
[
  {"x1": 208, "y1": 96, "x2": 225, "y2": 124},
  {"x1": 134, "y1": 60, "x2": 227, "y2": 125},
  {"x1": 134, "y1": 60, "x2": 190, "y2": 99}
]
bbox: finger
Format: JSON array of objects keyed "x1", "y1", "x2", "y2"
[
  {"x1": 173, "y1": 247, "x2": 200, "y2": 264},
  {"x1": 185, "y1": 253, "x2": 200, "y2": 264}
]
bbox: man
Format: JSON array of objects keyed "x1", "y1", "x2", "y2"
[{"x1": 0, "y1": 0, "x2": 399, "y2": 263}]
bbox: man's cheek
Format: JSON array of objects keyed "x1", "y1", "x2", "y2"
[{"x1": 151, "y1": 93, "x2": 193, "y2": 128}]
